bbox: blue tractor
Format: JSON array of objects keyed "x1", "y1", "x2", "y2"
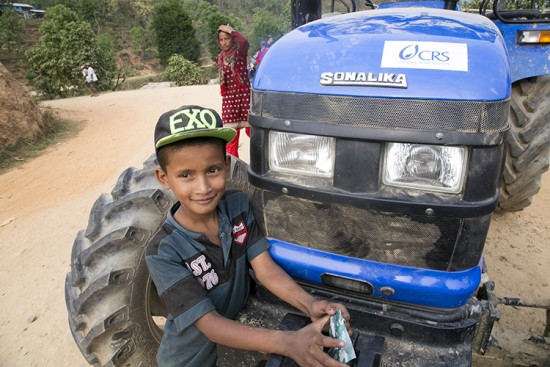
[{"x1": 65, "y1": 0, "x2": 550, "y2": 366}]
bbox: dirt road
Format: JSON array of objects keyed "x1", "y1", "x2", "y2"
[{"x1": 0, "y1": 85, "x2": 548, "y2": 366}]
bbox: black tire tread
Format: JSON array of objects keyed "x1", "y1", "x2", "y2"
[
  {"x1": 498, "y1": 76, "x2": 550, "y2": 212},
  {"x1": 65, "y1": 155, "x2": 172, "y2": 367}
]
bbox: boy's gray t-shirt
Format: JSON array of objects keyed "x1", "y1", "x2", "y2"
[{"x1": 146, "y1": 190, "x2": 270, "y2": 367}]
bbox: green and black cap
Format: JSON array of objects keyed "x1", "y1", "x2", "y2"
[{"x1": 154, "y1": 105, "x2": 236, "y2": 150}]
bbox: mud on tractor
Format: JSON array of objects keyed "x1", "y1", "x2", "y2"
[{"x1": 65, "y1": 0, "x2": 550, "y2": 366}]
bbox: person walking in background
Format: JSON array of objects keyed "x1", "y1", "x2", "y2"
[
  {"x1": 255, "y1": 40, "x2": 269, "y2": 69},
  {"x1": 81, "y1": 62, "x2": 99, "y2": 97},
  {"x1": 80, "y1": 64, "x2": 87, "y2": 84},
  {"x1": 265, "y1": 34, "x2": 274, "y2": 47},
  {"x1": 248, "y1": 40, "x2": 269, "y2": 80},
  {"x1": 216, "y1": 24, "x2": 250, "y2": 158}
]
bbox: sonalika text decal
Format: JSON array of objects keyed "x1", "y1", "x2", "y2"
[{"x1": 320, "y1": 72, "x2": 407, "y2": 88}]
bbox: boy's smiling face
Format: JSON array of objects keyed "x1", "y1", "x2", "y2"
[{"x1": 156, "y1": 141, "x2": 230, "y2": 222}]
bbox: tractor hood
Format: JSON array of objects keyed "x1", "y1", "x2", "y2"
[{"x1": 253, "y1": 8, "x2": 510, "y2": 101}]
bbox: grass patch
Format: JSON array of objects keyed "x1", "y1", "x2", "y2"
[
  {"x1": 117, "y1": 73, "x2": 163, "y2": 91},
  {"x1": 0, "y1": 109, "x2": 82, "y2": 174}
]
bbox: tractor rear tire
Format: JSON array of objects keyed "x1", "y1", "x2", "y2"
[{"x1": 498, "y1": 75, "x2": 550, "y2": 212}]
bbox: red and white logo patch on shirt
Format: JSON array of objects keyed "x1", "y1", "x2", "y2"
[{"x1": 232, "y1": 221, "x2": 248, "y2": 245}]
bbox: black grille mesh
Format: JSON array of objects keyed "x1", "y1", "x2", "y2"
[
  {"x1": 260, "y1": 192, "x2": 488, "y2": 271},
  {"x1": 251, "y1": 90, "x2": 509, "y2": 133}
]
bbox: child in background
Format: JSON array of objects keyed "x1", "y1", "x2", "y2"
[
  {"x1": 255, "y1": 40, "x2": 269, "y2": 69},
  {"x1": 265, "y1": 34, "x2": 274, "y2": 47},
  {"x1": 80, "y1": 62, "x2": 99, "y2": 97}
]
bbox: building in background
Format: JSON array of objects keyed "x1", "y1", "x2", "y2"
[{"x1": 0, "y1": 3, "x2": 45, "y2": 18}]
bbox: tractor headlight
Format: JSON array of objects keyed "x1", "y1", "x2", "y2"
[
  {"x1": 517, "y1": 30, "x2": 550, "y2": 44},
  {"x1": 269, "y1": 131, "x2": 335, "y2": 178},
  {"x1": 383, "y1": 143, "x2": 468, "y2": 194}
]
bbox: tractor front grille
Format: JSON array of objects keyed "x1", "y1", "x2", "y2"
[
  {"x1": 255, "y1": 191, "x2": 491, "y2": 272},
  {"x1": 248, "y1": 89, "x2": 500, "y2": 271},
  {"x1": 251, "y1": 90, "x2": 509, "y2": 133}
]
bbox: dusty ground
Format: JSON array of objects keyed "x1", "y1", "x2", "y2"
[{"x1": 0, "y1": 85, "x2": 548, "y2": 367}]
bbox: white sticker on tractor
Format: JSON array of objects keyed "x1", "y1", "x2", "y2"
[{"x1": 381, "y1": 41, "x2": 468, "y2": 71}]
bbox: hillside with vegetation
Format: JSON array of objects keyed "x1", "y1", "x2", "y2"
[
  {"x1": 0, "y1": 0, "x2": 293, "y2": 167},
  {"x1": 2, "y1": 0, "x2": 372, "y2": 170},
  {"x1": 0, "y1": 0, "x2": 292, "y2": 98}
]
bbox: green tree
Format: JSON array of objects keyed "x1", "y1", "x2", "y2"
[
  {"x1": 462, "y1": 0, "x2": 547, "y2": 11},
  {"x1": 73, "y1": 0, "x2": 110, "y2": 32},
  {"x1": 151, "y1": 0, "x2": 200, "y2": 66},
  {"x1": 95, "y1": 33, "x2": 119, "y2": 89},
  {"x1": 52, "y1": 0, "x2": 150, "y2": 26},
  {"x1": 181, "y1": 0, "x2": 220, "y2": 62},
  {"x1": 0, "y1": 9, "x2": 25, "y2": 63},
  {"x1": 130, "y1": 26, "x2": 157, "y2": 56},
  {"x1": 25, "y1": 4, "x2": 116, "y2": 99},
  {"x1": 163, "y1": 54, "x2": 208, "y2": 86},
  {"x1": 250, "y1": 7, "x2": 290, "y2": 50}
]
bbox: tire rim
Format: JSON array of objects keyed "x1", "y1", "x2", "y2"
[{"x1": 145, "y1": 276, "x2": 166, "y2": 342}]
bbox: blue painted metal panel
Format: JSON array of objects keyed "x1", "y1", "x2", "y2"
[
  {"x1": 268, "y1": 238, "x2": 482, "y2": 309},
  {"x1": 364, "y1": 3, "x2": 549, "y2": 83},
  {"x1": 378, "y1": 1, "x2": 448, "y2": 10},
  {"x1": 254, "y1": 8, "x2": 510, "y2": 101},
  {"x1": 492, "y1": 20, "x2": 550, "y2": 83}
]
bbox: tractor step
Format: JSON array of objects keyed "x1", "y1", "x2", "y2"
[
  {"x1": 219, "y1": 283, "x2": 483, "y2": 367},
  {"x1": 265, "y1": 313, "x2": 385, "y2": 367}
]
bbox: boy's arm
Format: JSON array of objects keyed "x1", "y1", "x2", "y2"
[
  {"x1": 251, "y1": 251, "x2": 316, "y2": 314},
  {"x1": 250, "y1": 251, "x2": 351, "y2": 325},
  {"x1": 195, "y1": 309, "x2": 348, "y2": 367}
]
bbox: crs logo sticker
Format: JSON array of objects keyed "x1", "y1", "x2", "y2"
[
  {"x1": 232, "y1": 221, "x2": 248, "y2": 245},
  {"x1": 381, "y1": 41, "x2": 468, "y2": 71}
]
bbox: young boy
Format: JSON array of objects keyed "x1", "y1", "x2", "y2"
[
  {"x1": 81, "y1": 62, "x2": 99, "y2": 97},
  {"x1": 146, "y1": 105, "x2": 352, "y2": 367}
]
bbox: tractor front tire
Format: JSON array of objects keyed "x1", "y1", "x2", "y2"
[{"x1": 498, "y1": 75, "x2": 550, "y2": 211}]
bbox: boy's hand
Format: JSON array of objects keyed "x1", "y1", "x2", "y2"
[
  {"x1": 287, "y1": 315, "x2": 349, "y2": 367},
  {"x1": 309, "y1": 300, "x2": 352, "y2": 336}
]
